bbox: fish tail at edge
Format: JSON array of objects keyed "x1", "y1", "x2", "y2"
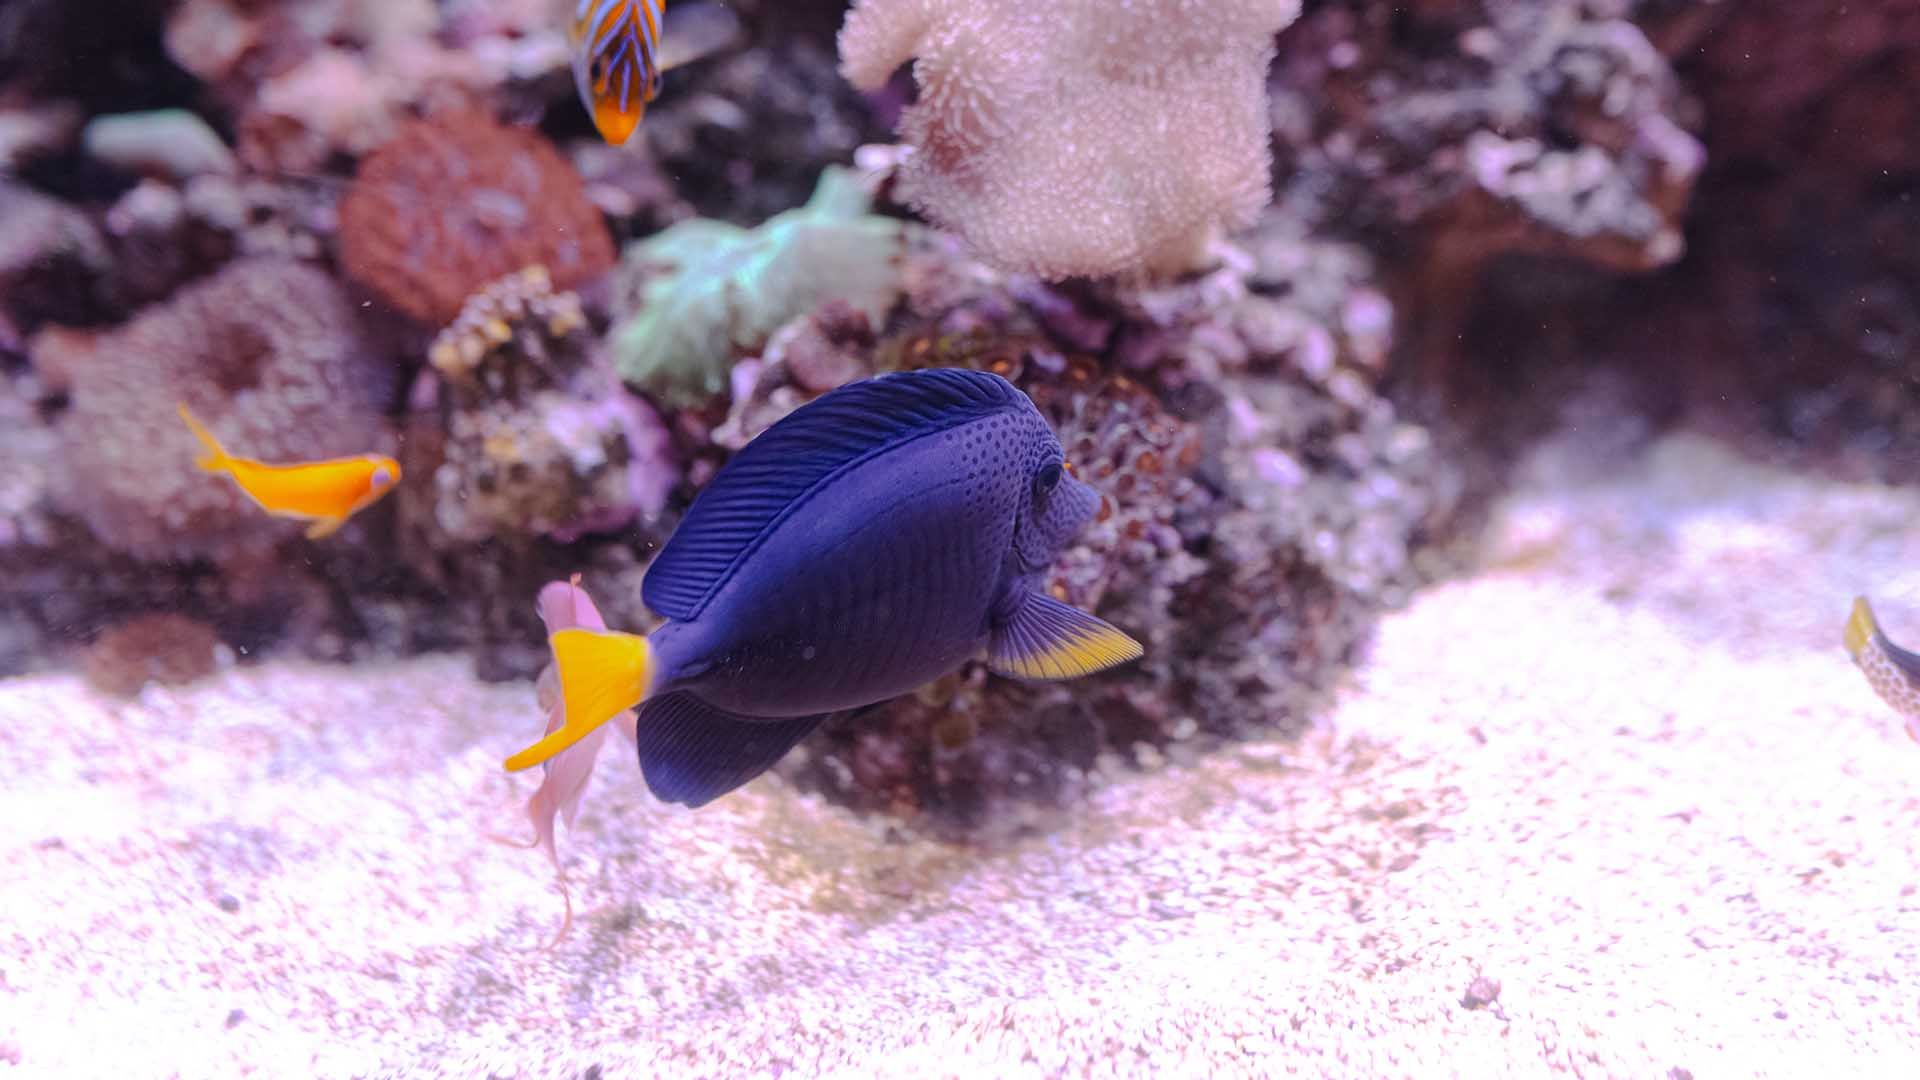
[{"x1": 1845, "y1": 596, "x2": 1879, "y2": 660}]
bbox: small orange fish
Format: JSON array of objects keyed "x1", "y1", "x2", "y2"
[
  {"x1": 569, "y1": 1, "x2": 742, "y2": 145},
  {"x1": 177, "y1": 404, "x2": 400, "y2": 540}
]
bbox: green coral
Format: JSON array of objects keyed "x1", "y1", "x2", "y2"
[{"x1": 609, "y1": 166, "x2": 905, "y2": 409}]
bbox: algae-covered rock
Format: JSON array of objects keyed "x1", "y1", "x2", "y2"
[{"x1": 608, "y1": 166, "x2": 905, "y2": 409}]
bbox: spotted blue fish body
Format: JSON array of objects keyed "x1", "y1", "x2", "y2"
[
  {"x1": 512, "y1": 368, "x2": 1143, "y2": 807},
  {"x1": 570, "y1": 0, "x2": 663, "y2": 145}
]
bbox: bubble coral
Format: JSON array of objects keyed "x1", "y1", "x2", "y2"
[
  {"x1": 414, "y1": 267, "x2": 677, "y2": 544},
  {"x1": 608, "y1": 166, "x2": 904, "y2": 408},
  {"x1": 837, "y1": 0, "x2": 1298, "y2": 280},
  {"x1": 338, "y1": 110, "x2": 616, "y2": 327},
  {"x1": 42, "y1": 258, "x2": 397, "y2": 562}
]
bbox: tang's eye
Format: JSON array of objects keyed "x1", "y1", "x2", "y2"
[{"x1": 1034, "y1": 462, "x2": 1063, "y2": 496}]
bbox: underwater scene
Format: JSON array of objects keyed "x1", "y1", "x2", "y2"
[{"x1": 2, "y1": 0, "x2": 1918, "y2": 1074}]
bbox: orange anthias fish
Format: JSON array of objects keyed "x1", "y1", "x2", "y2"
[
  {"x1": 569, "y1": 1, "x2": 742, "y2": 145},
  {"x1": 177, "y1": 404, "x2": 400, "y2": 540}
]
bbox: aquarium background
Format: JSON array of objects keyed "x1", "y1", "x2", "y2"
[{"x1": 2, "y1": 0, "x2": 1918, "y2": 1075}]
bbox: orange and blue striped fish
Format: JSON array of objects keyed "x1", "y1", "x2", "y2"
[
  {"x1": 569, "y1": 0, "x2": 663, "y2": 146},
  {"x1": 177, "y1": 404, "x2": 401, "y2": 540},
  {"x1": 568, "y1": 1, "x2": 742, "y2": 146}
]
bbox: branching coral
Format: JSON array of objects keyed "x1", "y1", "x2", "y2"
[
  {"x1": 838, "y1": 0, "x2": 1298, "y2": 280},
  {"x1": 412, "y1": 267, "x2": 677, "y2": 544},
  {"x1": 338, "y1": 110, "x2": 615, "y2": 327},
  {"x1": 41, "y1": 258, "x2": 398, "y2": 562},
  {"x1": 608, "y1": 166, "x2": 904, "y2": 408}
]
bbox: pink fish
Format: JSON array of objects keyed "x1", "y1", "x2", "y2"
[{"x1": 505, "y1": 575, "x2": 637, "y2": 939}]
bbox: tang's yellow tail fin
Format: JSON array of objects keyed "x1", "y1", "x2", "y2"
[
  {"x1": 176, "y1": 404, "x2": 231, "y2": 473},
  {"x1": 1845, "y1": 596, "x2": 1879, "y2": 659},
  {"x1": 504, "y1": 629, "x2": 652, "y2": 772}
]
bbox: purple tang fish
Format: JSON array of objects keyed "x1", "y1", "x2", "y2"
[{"x1": 503, "y1": 367, "x2": 1142, "y2": 807}]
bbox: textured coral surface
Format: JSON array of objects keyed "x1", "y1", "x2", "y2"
[
  {"x1": 338, "y1": 110, "x2": 616, "y2": 326},
  {"x1": 840, "y1": 0, "x2": 1298, "y2": 278},
  {"x1": 6, "y1": 423, "x2": 1919, "y2": 1074}
]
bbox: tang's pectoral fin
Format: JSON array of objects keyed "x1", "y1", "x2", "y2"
[
  {"x1": 635, "y1": 693, "x2": 826, "y2": 808},
  {"x1": 304, "y1": 516, "x2": 347, "y2": 540},
  {"x1": 988, "y1": 591, "x2": 1143, "y2": 681}
]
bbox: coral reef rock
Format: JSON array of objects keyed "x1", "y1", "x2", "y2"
[
  {"x1": 338, "y1": 110, "x2": 615, "y2": 327},
  {"x1": 1271, "y1": 0, "x2": 1703, "y2": 276},
  {"x1": 643, "y1": 35, "x2": 886, "y2": 223},
  {"x1": 82, "y1": 613, "x2": 224, "y2": 697},
  {"x1": 839, "y1": 0, "x2": 1298, "y2": 280},
  {"x1": 411, "y1": 266, "x2": 679, "y2": 546},
  {"x1": 41, "y1": 257, "x2": 397, "y2": 563},
  {"x1": 767, "y1": 227, "x2": 1462, "y2": 831},
  {"x1": 82, "y1": 108, "x2": 236, "y2": 181},
  {"x1": 0, "y1": 182, "x2": 110, "y2": 334},
  {"x1": 609, "y1": 166, "x2": 905, "y2": 409}
]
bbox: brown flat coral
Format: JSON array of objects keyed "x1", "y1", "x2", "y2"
[
  {"x1": 838, "y1": 0, "x2": 1298, "y2": 280},
  {"x1": 42, "y1": 257, "x2": 397, "y2": 562},
  {"x1": 83, "y1": 613, "x2": 222, "y2": 697},
  {"x1": 337, "y1": 111, "x2": 615, "y2": 326}
]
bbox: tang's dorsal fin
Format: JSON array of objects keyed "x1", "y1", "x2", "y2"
[{"x1": 643, "y1": 368, "x2": 1029, "y2": 620}]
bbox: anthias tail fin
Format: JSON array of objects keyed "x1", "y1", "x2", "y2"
[
  {"x1": 504, "y1": 629, "x2": 651, "y2": 772},
  {"x1": 635, "y1": 693, "x2": 825, "y2": 808},
  {"x1": 176, "y1": 403, "x2": 231, "y2": 473},
  {"x1": 988, "y1": 591, "x2": 1143, "y2": 681}
]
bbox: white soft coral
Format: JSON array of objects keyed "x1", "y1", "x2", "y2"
[{"x1": 840, "y1": 0, "x2": 1300, "y2": 280}]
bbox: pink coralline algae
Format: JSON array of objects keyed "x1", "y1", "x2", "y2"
[{"x1": 838, "y1": 0, "x2": 1299, "y2": 280}]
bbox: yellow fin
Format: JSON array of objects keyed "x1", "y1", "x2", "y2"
[
  {"x1": 304, "y1": 517, "x2": 347, "y2": 540},
  {"x1": 176, "y1": 403, "x2": 230, "y2": 473},
  {"x1": 988, "y1": 592, "x2": 1143, "y2": 681},
  {"x1": 1845, "y1": 596, "x2": 1878, "y2": 659},
  {"x1": 504, "y1": 628, "x2": 652, "y2": 772}
]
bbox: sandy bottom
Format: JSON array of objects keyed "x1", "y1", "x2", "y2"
[{"x1": 5, "y1": 425, "x2": 1920, "y2": 1078}]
